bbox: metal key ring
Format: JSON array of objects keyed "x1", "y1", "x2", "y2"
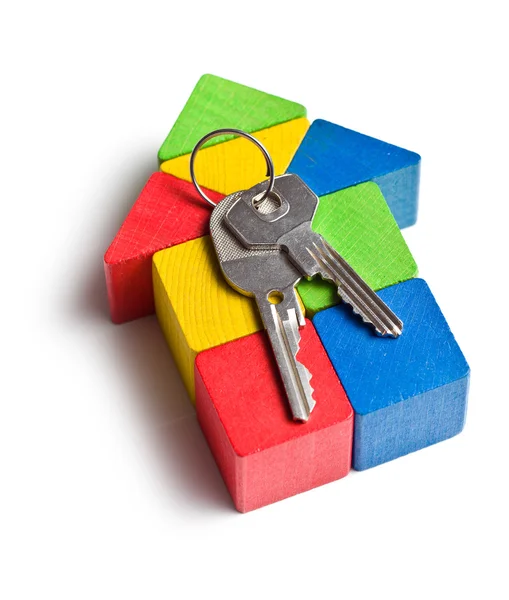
[{"x1": 189, "y1": 128, "x2": 275, "y2": 208}]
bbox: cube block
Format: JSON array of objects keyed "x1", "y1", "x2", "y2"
[
  {"x1": 195, "y1": 321, "x2": 353, "y2": 512},
  {"x1": 288, "y1": 119, "x2": 421, "y2": 228},
  {"x1": 313, "y1": 278, "x2": 470, "y2": 470}
]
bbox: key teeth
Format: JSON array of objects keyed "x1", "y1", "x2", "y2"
[
  {"x1": 309, "y1": 241, "x2": 403, "y2": 338},
  {"x1": 283, "y1": 309, "x2": 316, "y2": 418},
  {"x1": 341, "y1": 292, "x2": 402, "y2": 338},
  {"x1": 295, "y1": 362, "x2": 315, "y2": 415}
]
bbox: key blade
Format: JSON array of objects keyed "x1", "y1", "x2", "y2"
[
  {"x1": 308, "y1": 240, "x2": 403, "y2": 338},
  {"x1": 278, "y1": 307, "x2": 316, "y2": 419},
  {"x1": 257, "y1": 296, "x2": 315, "y2": 422},
  {"x1": 271, "y1": 306, "x2": 315, "y2": 421}
]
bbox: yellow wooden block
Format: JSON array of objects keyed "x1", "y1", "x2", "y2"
[
  {"x1": 160, "y1": 118, "x2": 310, "y2": 195},
  {"x1": 153, "y1": 236, "x2": 263, "y2": 400}
]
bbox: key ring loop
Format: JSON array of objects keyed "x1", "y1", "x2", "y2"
[{"x1": 189, "y1": 128, "x2": 275, "y2": 208}]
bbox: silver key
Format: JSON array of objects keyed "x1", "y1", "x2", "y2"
[
  {"x1": 209, "y1": 192, "x2": 316, "y2": 422},
  {"x1": 224, "y1": 174, "x2": 403, "y2": 338}
]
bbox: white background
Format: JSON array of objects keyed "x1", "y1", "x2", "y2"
[{"x1": 2, "y1": 2, "x2": 508, "y2": 598}]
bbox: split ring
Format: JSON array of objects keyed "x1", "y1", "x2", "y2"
[{"x1": 189, "y1": 128, "x2": 275, "y2": 208}]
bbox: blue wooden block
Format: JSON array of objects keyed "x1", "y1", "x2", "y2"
[
  {"x1": 287, "y1": 119, "x2": 421, "y2": 228},
  {"x1": 313, "y1": 279, "x2": 470, "y2": 470}
]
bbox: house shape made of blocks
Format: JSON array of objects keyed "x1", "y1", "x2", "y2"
[{"x1": 104, "y1": 74, "x2": 469, "y2": 513}]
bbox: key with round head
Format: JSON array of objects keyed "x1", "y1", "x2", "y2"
[
  {"x1": 224, "y1": 174, "x2": 403, "y2": 338},
  {"x1": 209, "y1": 191, "x2": 316, "y2": 422}
]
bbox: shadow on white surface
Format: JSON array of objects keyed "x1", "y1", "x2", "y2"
[
  {"x1": 154, "y1": 410, "x2": 235, "y2": 513},
  {"x1": 106, "y1": 317, "x2": 234, "y2": 514},
  {"x1": 73, "y1": 159, "x2": 234, "y2": 514}
]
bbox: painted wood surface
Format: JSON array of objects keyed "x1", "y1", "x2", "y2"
[
  {"x1": 195, "y1": 321, "x2": 353, "y2": 513},
  {"x1": 104, "y1": 172, "x2": 224, "y2": 324},
  {"x1": 288, "y1": 119, "x2": 421, "y2": 228},
  {"x1": 160, "y1": 118, "x2": 309, "y2": 195},
  {"x1": 152, "y1": 236, "x2": 263, "y2": 400},
  {"x1": 313, "y1": 278, "x2": 470, "y2": 471},
  {"x1": 297, "y1": 182, "x2": 418, "y2": 317},
  {"x1": 158, "y1": 74, "x2": 307, "y2": 162}
]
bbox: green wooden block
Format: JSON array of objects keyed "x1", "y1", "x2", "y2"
[
  {"x1": 158, "y1": 74, "x2": 307, "y2": 162},
  {"x1": 297, "y1": 182, "x2": 418, "y2": 317}
]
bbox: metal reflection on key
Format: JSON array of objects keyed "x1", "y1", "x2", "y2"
[
  {"x1": 209, "y1": 192, "x2": 316, "y2": 422},
  {"x1": 225, "y1": 174, "x2": 403, "y2": 338}
]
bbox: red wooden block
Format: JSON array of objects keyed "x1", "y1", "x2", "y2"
[
  {"x1": 195, "y1": 320, "x2": 353, "y2": 513},
  {"x1": 104, "y1": 172, "x2": 224, "y2": 323}
]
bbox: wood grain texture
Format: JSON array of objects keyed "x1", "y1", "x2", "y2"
[
  {"x1": 313, "y1": 278, "x2": 470, "y2": 471},
  {"x1": 158, "y1": 74, "x2": 307, "y2": 162},
  {"x1": 195, "y1": 321, "x2": 353, "y2": 513},
  {"x1": 104, "y1": 172, "x2": 224, "y2": 324},
  {"x1": 297, "y1": 182, "x2": 418, "y2": 317},
  {"x1": 152, "y1": 236, "x2": 263, "y2": 400},
  {"x1": 288, "y1": 119, "x2": 421, "y2": 228},
  {"x1": 160, "y1": 118, "x2": 309, "y2": 195}
]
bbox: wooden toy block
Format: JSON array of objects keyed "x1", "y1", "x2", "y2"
[
  {"x1": 152, "y1": 236, "x2": 263, "y2": 400},
  {"x1": 158, "y1": 74, "x2": 307, "y2": 162},
  {"x1": 195, "y1": 321, "x2": 353, "y2": 513},
  {"x1": 313, "y1": 278, "x2": 470, "y2": 471},
  {"x1": 296, "y1": 182, "x2": 418, "y2": 317},
  {"x1": 160, "y1": 118, "x2": 309, "y2": 195},
  {"x1": 288, "y1": 119, "x2": 421, "y2": 228},
  {"x1": 104, "y1": 172, "x2": 224, "y2": 324}
]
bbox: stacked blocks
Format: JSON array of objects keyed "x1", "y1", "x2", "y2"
[
  {"x1": 288, "y1": 119, "x2": 421, "y2": 228},
  {"x1": 105, "y1": 75, "x2": 309, "y2": 324},
  {"x1": 152, "y1": 181, "x2": 416, "y2": 400},
  {"x1": 314, "y1": 279, "x2": 470, "y2": 470},
  {"x1": 104, "y1": 74, "x2": 469, "y2": 511}
]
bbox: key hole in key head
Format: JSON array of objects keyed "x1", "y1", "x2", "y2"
[
  {"x1": 267, "y1": 290, "x2": 284, "y2": 304},
  {"x1": 252, "y1": 190, "x2": 282, "y2": 215}
]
